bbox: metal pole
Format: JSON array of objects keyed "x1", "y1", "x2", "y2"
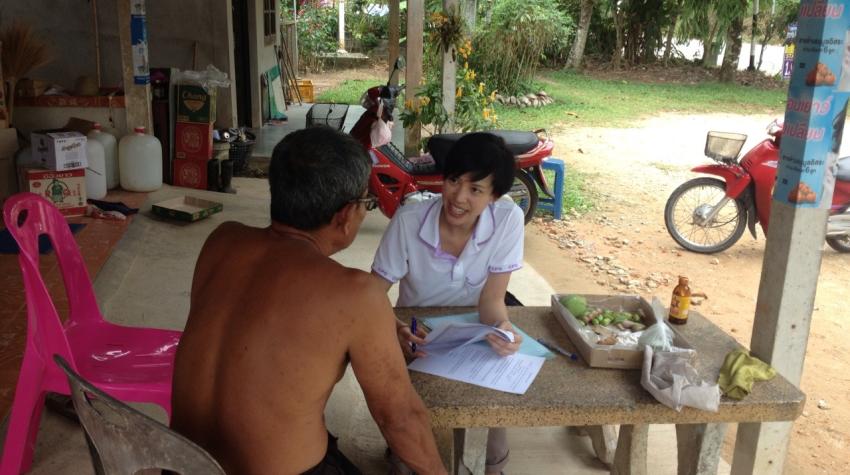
[
  {"x1": 337, "y1": 0, "x2": 347, "y2": 53},
  {"x1": 748, "y1": 0, "x2": 759, "y2": 70}
]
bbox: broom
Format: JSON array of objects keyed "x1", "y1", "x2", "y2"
[{"x1": 0, "y1": 20, "x2": 52, "y2": 125}]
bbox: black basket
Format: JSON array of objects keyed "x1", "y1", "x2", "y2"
[
  {"x1": 229, "y1": 140, "x2": 255, "y2": 175},
  {"x1": 306, "y1": 103, "x2": 349, "y2": 131}
]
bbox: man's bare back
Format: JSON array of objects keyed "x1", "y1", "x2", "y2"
[{"x1": 172, "y1": 222, "x2": 442, "y2": 474}]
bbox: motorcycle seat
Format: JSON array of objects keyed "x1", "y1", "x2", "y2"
[
  {"x1": 427, "y1": 131, "x2": 540, "y2": 165},
  {"x1": 836, "y1": 156, "x2": 850, "y2": 182}
]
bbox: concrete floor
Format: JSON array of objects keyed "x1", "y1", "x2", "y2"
[{"x1": 17, "y1": 179, "x2": 732, "y2": 474}]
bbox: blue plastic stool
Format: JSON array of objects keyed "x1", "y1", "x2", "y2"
[{"x1": 538, "y1": 157, "x2": 565, "y2": 220}]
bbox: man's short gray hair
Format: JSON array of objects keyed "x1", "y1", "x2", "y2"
[{"x1": 269, "y1": 126, "x2": 371, "y2": 230}]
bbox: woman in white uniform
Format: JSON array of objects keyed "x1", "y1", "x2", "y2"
[{"x1": 372, "y1": 133, "x2": 524, "y2": 475}]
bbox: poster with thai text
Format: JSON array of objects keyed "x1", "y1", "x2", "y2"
[{"x1": 775, "y1": 1, "x2": 850, "y2": 209}]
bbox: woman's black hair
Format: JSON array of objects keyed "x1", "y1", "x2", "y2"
[{"x1": 442, "y1": 133, "x2": 515, "y2": 197}]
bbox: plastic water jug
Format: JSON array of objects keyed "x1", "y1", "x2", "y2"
[
  {"x1": 85, "y1": 139, "x2": 107, "y2": 200},
  {"x1": 119, "y1": 126, "x2": 162, "y2": 192},
  {"x1": 87, "y1": 123, "x2": 119, "y2": 189}
]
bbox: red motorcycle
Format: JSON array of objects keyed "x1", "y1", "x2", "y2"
[
  {"x1": 665, "y1": 120, "x2": 850, "y2": 253},
  {"x1": 347, "y1": 59, "x2": 555, "y2": 223}
]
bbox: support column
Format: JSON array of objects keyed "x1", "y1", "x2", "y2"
[
  {"x1": 732, "y1": 2, "x2": 850, "y2": 473},
  {"x1": 388, "y1": 0, "x2": 400, "y2": 86},
  {"x1": 677, "y1": 423, "x2": 728, "y2": 475},
  {"x1": 405, "y1": 0, "x2": 424, "y2": 156},
  {"x1": 440, "y1": 0, "x2": 458, "y2": 133},
  {"x1": 433, "y1": 427, "x2": 465, "y2": 475},
  {"x1": 118, "y1": 0, "x2": 152, "y2": 132},
  {"x1": 586, "y1": 424, "x2": 618, "y2": 466},
  {"x1": 611, "y1": 424, "x2": 648, "y2": 475}
]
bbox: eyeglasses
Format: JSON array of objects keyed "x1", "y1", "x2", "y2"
[{"x1": 349, "y1": 195, "x2": 379, "y2": 211}]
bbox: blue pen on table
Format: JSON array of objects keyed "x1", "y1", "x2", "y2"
[
  {"x1": 536, "y1": 338, "x2": 579, "y2": 361},
  {"x1": 410, "y1": 318, "x2": 418, "y2": 353}
]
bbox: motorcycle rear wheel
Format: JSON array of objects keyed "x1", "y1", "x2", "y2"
[
  {"x1": 826, "y1": 236, "x2": 850, "y2": 252},
  {"x1": 509, "y1": 171, "x2": 538, "y2": 225},
  {"x1": 664, "y1": 177, "x2": 747, "y2": 254}
]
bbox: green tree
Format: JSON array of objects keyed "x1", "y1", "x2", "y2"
[{"x1": 472, "y1": 0, "x2": 573, "y2": 94}]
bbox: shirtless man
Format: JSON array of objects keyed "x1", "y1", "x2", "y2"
[{"x1": 171, "y1": 126, "x2": 446, "y2": 475}]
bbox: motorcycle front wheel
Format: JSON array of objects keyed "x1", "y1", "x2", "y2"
[
  {"x1": 664, "y1": 177, "x2": 748, "y2": 254},
  {"x1": 509, "y1": 171, "x2": 538, "y2": 225},
  {"x1": 826, "y1": 236, "x2": 850, "y2": 252}
]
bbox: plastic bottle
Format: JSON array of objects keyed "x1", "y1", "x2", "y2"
[
  {"x1": 119, "y1": 126, "x2": 162, "y2": 192},
  {"x1": 87, "y1": 123, "x2": 119, "y2": 189},
  {"x1": 84, "y1": 139, "x2": 107, "y2": 200},
  {"x1": 668, "y1": 276, "x2": 691, "y2": 325}
]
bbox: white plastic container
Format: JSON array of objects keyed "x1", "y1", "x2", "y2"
[
  {"x1": 119, "y1": 126, "x2": 162, "y2": 192},
  {"x1": 85, "y1": 139, "x2": 107, "y2": 200},
  {"x1": 87, "y1": 123, "x2": 119, "y2": 189}
]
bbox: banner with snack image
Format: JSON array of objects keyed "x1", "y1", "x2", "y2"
[{"x1": 774, "y1": 1, "x2": 850, "y2": 209}]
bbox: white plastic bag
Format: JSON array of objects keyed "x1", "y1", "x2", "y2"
[
  {"x1": 370, "y1": 101, "x2": 393, "y2": 147},
  {"x1": 641, "y1": 346, "x2": 719, "y2": 412},
  {"x1": 638, "y1": 297, "x2": 675, "y2": 352}
]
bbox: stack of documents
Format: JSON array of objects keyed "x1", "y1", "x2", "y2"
[{"x1": 408, "y1": 320, "x2": 545, "y2": 394}]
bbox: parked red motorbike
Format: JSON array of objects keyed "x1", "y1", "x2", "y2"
[
  {"x1": 664, "y1": 120, "x2": 850, "y2": 253},
  {"x1": 347, "y1": 59, "x2": 555, "y2": 223}
]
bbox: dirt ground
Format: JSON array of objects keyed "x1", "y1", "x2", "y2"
[{"x1": 523, "y1": 113, "x2": 849, "y2": 474}]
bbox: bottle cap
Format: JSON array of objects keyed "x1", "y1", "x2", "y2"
[
  {"x1": 134, "y1": 126, "x2": 146, "y2": 134},
  {"x1": 92, "y1": 122, "x2": 102, "y2": 130}
]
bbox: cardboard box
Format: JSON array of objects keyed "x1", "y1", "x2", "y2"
[
  {"x1": 551, "y1": 294, "x2": 693, "y2": 369},
  {"x1": 174, "y1": 122, "x2": 213, "y2": 161},
  {"x1": 0, "y1": 128, "x2": 19, "y2": 203},
  {"x1": 24, "y1": 168, "x2": 87, "y2": 216},
  {"x1": 31, "y1": 130, "x2": 88, "y2": 171},
  {"x1": 15, "y1": 78, "x2": 50, "y2": 98},
  {"x1": 173, "y1": 159, "x2": 207, "y2": 190},
  {"x1": 175, "y1": 84, "x2": 216, "y2": 123},
  {"x1": 297, "y1": 79, "x2": 314, "y2": 103},
  {"x1": 152, "y1": 195, "x2": 222, "y2": 222}
]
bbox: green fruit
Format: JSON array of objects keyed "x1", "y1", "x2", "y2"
[{"x1": 563, "y1": 295, "x2": 588, "y2": 318}]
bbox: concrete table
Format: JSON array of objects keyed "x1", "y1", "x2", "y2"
[{"x1": 395, "y1": 307, "x2": 805, "y2": 475}]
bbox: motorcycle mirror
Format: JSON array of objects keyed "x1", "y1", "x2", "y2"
[{"x1": 387, "y1": 57, "x2": 406, "y2": 86}]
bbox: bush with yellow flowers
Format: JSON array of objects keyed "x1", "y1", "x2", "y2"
[{"x1": 400, "y1": 40, "x2": 498, "y2": 137}]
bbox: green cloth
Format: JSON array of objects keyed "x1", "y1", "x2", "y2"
[{"x1": 718, "y1": 349, "x2": 777, "y2": 400}]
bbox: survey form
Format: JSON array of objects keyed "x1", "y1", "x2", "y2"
[{"x1": 408, "y1": 345, "x2": 545, "y2": 394}]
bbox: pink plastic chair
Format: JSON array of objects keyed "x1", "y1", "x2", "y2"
[{"x1": 1, "y1": 193, "x2": 182, "y2": 475}]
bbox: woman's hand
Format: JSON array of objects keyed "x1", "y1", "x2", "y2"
[
  {"x1": 486, "y1": 320, "x2": 523, "y2": 357},
  {"x1": 397, "y1": 322, "x2": 428, "y2": 359}
]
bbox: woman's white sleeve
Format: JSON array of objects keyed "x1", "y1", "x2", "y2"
[
  {"x1": 488, "y1": 205, "x2": 524, "y2": 274},
  {"x1": 371, "y1": 212, "x2": 409, "y2": 283}
]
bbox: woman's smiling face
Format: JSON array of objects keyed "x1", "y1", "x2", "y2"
[{"x1": 441, "y1": 172, "x2": 496, "y2": 228}]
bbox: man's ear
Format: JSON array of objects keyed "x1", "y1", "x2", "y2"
[{"x1": 332, "y1": 202, "x2": 358, "y2": 237}]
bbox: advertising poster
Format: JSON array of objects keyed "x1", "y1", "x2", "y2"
[
  {"x1": 774, "y1": 1, "x2": 850, "y2": 209},
  {"x1": 130, "y1": 0, "x2": 150, "y2": 85}
]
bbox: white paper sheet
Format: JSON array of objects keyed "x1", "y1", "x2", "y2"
[
  {"x1": 408, "y1": 345, "x2": 545, "y2": 395},
  {"x1": 421, "y1": 322, "x2": 514, "y2": 355}
]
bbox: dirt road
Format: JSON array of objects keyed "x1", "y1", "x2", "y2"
[{"x1": 524, "y1": 113, "x2": 849, "y2": 474}]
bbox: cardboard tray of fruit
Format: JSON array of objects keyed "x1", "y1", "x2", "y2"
[{"x1": 551, "y1": 293, "x2": 694, "y2": 369}]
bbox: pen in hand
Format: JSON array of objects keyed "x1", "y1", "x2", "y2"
[
  {"x1": 410, "y1": 317, "x2": 418, "y2": 354},
  {"x1": 536, "y1": 338, "x2": 579, "y2": 361}
]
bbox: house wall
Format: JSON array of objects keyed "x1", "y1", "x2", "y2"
[{"x1": 1, "y1": 0, "x2": 238, "y2": 128}]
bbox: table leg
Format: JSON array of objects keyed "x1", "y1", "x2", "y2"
[
  {"x1": 433, "y1": 427, "x2": 466, "y2": 475},
  {"x1": 676, "y1": 423, "x2": 728, "y2": 475},
  {"x1": 611, "y1": 424, "x2": 648, "y2": 475},
  {"x1": 586, "y1": 424, "x2": 618, "y2": 466}
]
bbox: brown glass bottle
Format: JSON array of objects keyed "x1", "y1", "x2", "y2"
[{"x1": 668, "y1": 276, "x2": 691, "y2": 325}]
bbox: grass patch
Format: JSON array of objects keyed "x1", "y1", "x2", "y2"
[
  {"x1": 540, "y1": 168, "x2": 597, "y2": 217},
  {"x1": 496, "y1": 70, "x2": 787, "y2": 130},
  {"x1": 315, "y1": 80, "x2": 377, "y2": 104}
]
